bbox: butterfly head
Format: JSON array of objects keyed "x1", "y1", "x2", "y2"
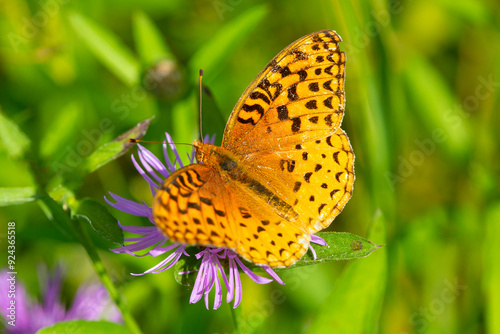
[
  {"x1": 192, "y1": 139, "x2": 206, "y2": 163},
  {"x1": 193, "y1": 140, "x2": 239, "y2": 174}
]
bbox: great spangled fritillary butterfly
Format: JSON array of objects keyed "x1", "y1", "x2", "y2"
[{"x1": 153, "y1": 30, "x2": 354, "y2": 267}]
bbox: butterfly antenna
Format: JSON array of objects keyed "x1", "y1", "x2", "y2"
[
  {"x1": 199, "y1": 69, "x2": 204, "y2": 143},
  {"x1": 129, "y1": 138, "x2": 194, "y2": 148}
]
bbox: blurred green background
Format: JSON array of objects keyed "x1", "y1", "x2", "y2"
[{"x1": 1, "y1": 0, "x2": 499, "y2": 333}]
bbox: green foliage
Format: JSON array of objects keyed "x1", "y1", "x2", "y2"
[
  {"x1": 309, "y1": 210, "x2": 387, "y2": 334},
  {"x1": 0, "y1": 187, "x2": 36, "y2": 206},
  {"x1": 37, "y1": 320, "x2": 131, "y2": 334},
  {"x1": 69, "y1": 12, "x2": 141, "y2": 86},
  {"x1": 175, "y1": 231, "x2": 380, "y2": 287},
  {"x1": 1, "y1": 0, "x2": 498, "y2": 333},
  {"x1": 0, "y1": 110, "x2": 30, "y2": 159},
  {"x1": 75, "y1": 198, "x2": 124, "y2": 245}
]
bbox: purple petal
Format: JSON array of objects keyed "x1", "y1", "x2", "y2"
[
  {"x1": 66, "y1": 284, "x2": 120, "y2": 322},
  {"x1": 164, "y1": 133, "x2": 183, "y2": 168},
  {"x1": 309, "y1": 243, "x2": 318, "y2": 260},
  {"x1": 137, "y1": 144, "x2": 169, "y2": 178},
  {"x1": 137, "y1": 145, "x2": 165, "y2": 184},
  {"x1": 226, "y1": 261, "x2": 235, "y2": 303},
  {"x1": 132, "y1": 247, "x2": 185, "y2": 276},
  {"x1": 117, "y1": 223, "x2": 157, "y2": 234},
  {"x1": 162, "y1": 133, "x2": 176, "y2": 173},
  {"x1": 105, "y1": 193, "x2": 151, "y2": 217},
  {"x1": 232, "y1": 256, "x2": 272, "y2": 284},
  {"x1": 232, "y1": 263, "x2": 243, "y2": 308},
  {"x1": 311, "y1": 234, "x2": 327, "y2": 246},
  {"x1": 262, "y1": 266, "x2": 285, "y2": 285},
  {"x1": 131, "y1": 154, "x2": 158, "y2": 193},
  {"x1": 149, "y1": 242, "x2": 183, "y2": 257}
]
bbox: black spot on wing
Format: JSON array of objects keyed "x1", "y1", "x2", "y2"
[
  {"x1": 305, "y1": 100, "x2": 318, "y2": 109},
  {"x1": 293, "y1": 181, "x2": 302, "y2": 192},
  {"x1": 288, "y1": 83, "x2": 299, "y2": 101},
  {"x1": 297, "y1": 69, "x2": 307, "y2": 81},
  {"x1": 291, "y1": 117, "x2": 301, "y2": 133},
  {"x1": 333, "y1": 151, "x2": 340, "y2": 164},
  {"x1": 308, "y1": 82, "x2": 319, "y2": 92},
  {"x1": 277, "y1": 105, "x2": 289, "y2": 120},
  {"x1": 304, "y1": 172, "x2": 312, "y2": 183}
]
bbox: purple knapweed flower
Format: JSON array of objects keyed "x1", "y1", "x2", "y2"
[
  {"x1": 106, "y1": 133, "x2": 327, "y2": 309},
  {"x1": 0, "y1": 266, "x2": 121, "y2": 334}
]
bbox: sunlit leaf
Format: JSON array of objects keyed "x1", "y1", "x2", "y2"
[
  {"x1": 84, "y1": 117, "x2": 153, "y2": 173},
  {"x1": 0, "y1": 187, "x2": 36, "y2": 206},
  {"x1": 0, "y1": 109, "x2": 30, "y2": 159}
]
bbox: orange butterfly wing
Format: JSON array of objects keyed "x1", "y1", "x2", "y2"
[
  {"x1": 222, "y1": 30, "x2": 345, "y2": 154},
  {"x1": 153, "y1": 163, "x2": 310, "y2": 267},
  {"x1": 153, "y1": 30, "x2": 353, "y2": 268}
]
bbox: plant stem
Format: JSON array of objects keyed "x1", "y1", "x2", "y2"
[
  {"x1": 74, "y1": 219, "x2": 142, "y2": 334},
  {"x1": 230, "y1": 302, "x2": 242, "y2": 334}
]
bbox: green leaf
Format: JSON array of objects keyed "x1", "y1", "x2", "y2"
[
  {"x1": 485, "y1": 203, "x2": 500, "y2": 334},
  {"x1": 69, "y1": 12, "x2": 140, "y2": 87},
  {"x1": 75, "y1": 198, "x2": 124, "y2": 245},
  {"x1": 37, "y1": 320, "x2": 131, "y2": 334},
  {"x1": 0, "y1": 187, "x2": 36, "y2": 206},
  {"x1": 84, "y1": 117, "x2": 153, "y2": 173},
  {"x1": 285, "y1": 231, "x2": 380, "y2": 269},
  {"x1": 188, "y1": 5, "x2": 268, "y2": 84},
  {"x1": 173, "y1": 231, "x2": 380, "y2": 285},
  {"x1": 174, "y1": 246, "x2": 200, "y2": 287},
  {"x1": 309, "y1": 209, "x2": 387, "y2": 334},
  {"x1": 132, "y1": 11, "x2": 174, "y2": 66},
  {"x1": 37, "y1": 194, "x2": 76, "y2": 240},
  {"x1": 0, "y1": 109, "x2": 31, "y2": 159}
]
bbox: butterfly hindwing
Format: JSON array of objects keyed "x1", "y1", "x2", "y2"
[
  {"x1": 154, "y1": 163, "x2": 311, "y2": 267},
  {"x1": 240, "y1": 128, "x2": 354, "y2": 234}
]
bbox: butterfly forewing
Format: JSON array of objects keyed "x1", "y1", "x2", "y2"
[
  {"x1": 153, "y1": 165, "x2": 238, "y2": 248},
  {"x1": 222, "y1": 30, "x2": 346, "y2": 154}
]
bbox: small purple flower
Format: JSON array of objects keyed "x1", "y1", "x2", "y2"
[
  {"x1": 106, "y1": 133, "x2": 327, "y2": 309},
  {"x1": 0, "y1": 266, "x2": 121, "y2": 334}
]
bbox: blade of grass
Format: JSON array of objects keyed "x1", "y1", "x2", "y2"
[
  {"x1": 330, "y1": 0, "x2": 394, "y2": 217},
  {"x1": 484, "y1": 203, "x2": 500, "y2": 334},
  {"x1": 132, "y1": 11, "x2": 174, "y2": 66},
  {"x1": 69, "y1": 12, "x2": 140, "y2": 87},
  {"x1": 403, "y1": 54, "x2": 471, "y2": 158}
]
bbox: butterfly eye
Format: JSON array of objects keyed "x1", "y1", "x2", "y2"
[{"x1": 196, "y1": 150, "x2": 204, "y2": 162}]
